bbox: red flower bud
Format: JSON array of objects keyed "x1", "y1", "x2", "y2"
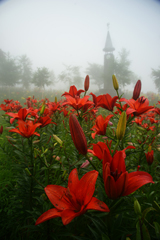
[
  {"x1": 145, "y1": 149, "x2": 154, "y2": 165},
  {"x1": 84, "y1": 75, "x2": 90, "y2": 91},
  {"x1": 69, "y1": 114, "x2": 87, "y2": 155},
  {"x1": 0, "y1": 126, "x2": 3, "y2": 134},
  {"x1": 132, "y1": 80, "x2": 141, "y2": 100}
]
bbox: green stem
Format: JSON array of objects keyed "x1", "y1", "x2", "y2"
[
  {"x1": 28, "y1": 137, "x2": 34, "y2": 211},
  {"x1": 112, "y1": 140, "x2": 120, "y2": 157},
  {"x1": 85, "y1": 155, "x2": 103, "y2": 179}
]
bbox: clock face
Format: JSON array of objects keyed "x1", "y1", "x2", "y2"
[{"x1": 106, "y1": 55, "x2": 110, "y2": 59}]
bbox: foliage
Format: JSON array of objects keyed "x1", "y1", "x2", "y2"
[
  {"x1": 0, "y1": 50, "x2": 20, "y2": 87},
  {"x1": 59, "y1": 65, "x2": 83, "y2": 88},
  {"x1": 151, "y1": 66, "x2": 160, "y2": 93},
  {"x1": 18, "y1": 55, "x2": 33, "y2": 89},
  {"x1": 32, "y1": 67, "x2": 51, "y2": 89},
  {"x1": 114, "y1": 48, "x2": 137, "y2": 88},
  {"x1": 86, "y1": 63, "x2": 104, "y2": 89}
]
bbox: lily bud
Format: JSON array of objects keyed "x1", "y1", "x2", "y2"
[
  {"x1": 69, "y1": 114, "x2": 87, "y2": 155},
  {"x1": 53, "y1": 134, "x2": 63, "y2": 146},
  {"x1": 40, "y1": 105, "x2": 45, "y2": 115},
  {"x1": 0, "y1": 126, "x2": 3, "y2": 134},
  {"x1": 40, "y1": 100, "x2": 46, "y2": 115},
  {"x1": 116, "y1": 112, "x2": 127, "y2": 140},
  {"x1": 134, "y1": 198, "x2": 141, "y2": 215},
  {"x1": 132, "y1": 80, "x2": 141, "y2": 100},
  {"x1": 84, "y1": 75, "x2": 90, "y2": 91},
  {"x1": 145, "y1": 147, "x2": 154, "y2": 165},
  {"x1": 25, "y1": 168, "x2": 31, "y2": 176},
  {"x1": 55, "y1": 96, "x2": 57, "y2": 103},
  {"x1": 112, "y1": 75, "x2": 119, "y2": 91}
]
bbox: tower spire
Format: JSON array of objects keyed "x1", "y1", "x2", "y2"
[{"x1": 103, "y1": 23, "x2": 115, "y2": 53}]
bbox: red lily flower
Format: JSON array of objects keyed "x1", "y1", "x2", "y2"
[
  {"x1": 0, "y1": 104, "x2": 11, "y2": 112},
  {"x1": 91, "y1": 114, "x2": 113, "y2": 139},
  {"x1": 35, "y1": 168, "x2": 109, "y2": 226},
  {"x1": 88, "y1": 142, "x2": 135, "y2": 161},
  {"x1": 36, "y1": 116, "x2": 56, "y2": 128},
  {"x1": 120, "y1": 96, "x2": 154, "y2": 116},
  {"x1": 4, "y1": 99, "x2": 13, "y2": 104},
  {"x1": 97, "y1": 94, "x2": 118, "y2": 111},
  {"x1": 62, "y1": 95, "x2": 93, "y2": 111},
  {"x1": 145, "y1": 150, "x2": 154, "y2": 165},
  {"x1": 103, "y1": 147, "x2": 154, "y2": 199},
  {"x1": 132, "y1": 117, "x2": 144, "y2": 126},
  {"x1": 9, "y1": 120, "x2": 41, "y2": 138},
  {"x1": 69, "y1": 114, "x2": 87, "y2": 155},
  {"x1": 62, "y1": 85, "x2": 85, "y2": 98},
  {"x1": 88, "y1": 142, "x2": 111, "y2": 160},
  {"x1": 6, "y1": 108, "x2": 31, "y2": 124},
  {"x1": 90, "y1": 92, "x2": 102, "y2": 107}
]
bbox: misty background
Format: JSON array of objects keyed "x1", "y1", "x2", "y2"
[{"x1": 0, "y1": 0, "x2": 160, "y2": 98}]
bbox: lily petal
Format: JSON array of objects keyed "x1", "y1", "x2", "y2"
[
  {"x1": 123, "y1": 171, "x2": 154, "y2": 196},
  {"x1": 86, "y1": 197, "x2": 110, "y2": 212},
  {"x1": 35, "y1": 208, "x2": 62, "y2": 225}
]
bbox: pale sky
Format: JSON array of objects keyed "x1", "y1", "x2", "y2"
[{"x1": 0, "y1": 0, "x2": 160, "y2": 93}]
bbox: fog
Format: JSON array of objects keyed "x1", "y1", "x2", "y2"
[{"x1": 0, "y1": 0, "x2": 160, "y2": 94}]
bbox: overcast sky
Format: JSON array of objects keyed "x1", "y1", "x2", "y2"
[{"x1": 0, "y1": 0, "x2": 160, "y2": 93}]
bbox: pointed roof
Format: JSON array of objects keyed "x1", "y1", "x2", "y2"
[{"x1": 103, "y1": 31, "x2": 115, "y2": 53}]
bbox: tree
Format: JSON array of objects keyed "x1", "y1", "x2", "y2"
[
  {"x1": 59, "y1": 65, "x2": 83, "y2": 88},
  {"x1": 32, "y1": 67, "x2": 51, "y2": 89},
  {"x1": 18, "y1": 55, "x2": 32, "y2": 89},
  {"x1": 0, "y1": 51, "x2": 20, "y2": 87},
  {"x1": 49, "y1": 70, "x2": 56, "y2": 86},
  {"x1": 86, "y1": 48, "x2": 137, "y2": 91},
  {"x1": 114, "y1": 48, "x2": 136, "y2": 89},
  {"x1": 86, "y1": 63, "x2": 104, "y2": 90},
  {"x1": 151, "y1": 66, "x2": 160, "y2": 92}
]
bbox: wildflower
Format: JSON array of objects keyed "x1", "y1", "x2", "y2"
[
  {"x1": 62, "y1": 95, "x2": 93, "y2": 111},
  {"x1": 103, "y1": 147, "x2": 154, "y2": 199},
  {"x1": 62, "y1": 85, "x2": 85, "y2": 98},
  {"x1": 6, "y1": 108, "x2": 31, "y2": 124},
  {"x1": 69, "y1": 115, "x2": 87, "y2": 155},
  {"x1": 91, "y1": 114, "x2": 113, "y2": 139},
  {"x1": 97, "y1": 94, "x2": 118, "y2": 111},
  {"x1": 120, "y1": 96, "x2": 154, "y2": 116},
  {"x1": 88, "y1": 142, "x2": 111, "y2": 160},
  {"x1": 9, "y1": 120, "x2": 41, "y2": 138},
  {"x1": 35, "y1": 168, "x2": 109, "y2": 226},
  {"x1": 36, "y1": 116, "x2": 56, "y2": 128}
]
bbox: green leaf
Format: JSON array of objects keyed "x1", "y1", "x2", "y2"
[
  {"x1": 153, "y1": 222, "x2": 160, "y2": 238},
  {"x1": 142, "y1": 223, "x2": 151, "y2": 240},
  {"x1": 136, "y1": 221, "x2": 141, "y2": 240},
  {"x1": 142, "y1": 207, "x2": 155, "y2": 220},
  {"x1": 136, "y1": 222, "x2": 151, "y2": 240},
  {"x1": 101, "y1": 234, "x2": 110, "y2": 240},
  {"x1": 87, "y1": 224, "x2": 99, "y2": 239},
  {"x1": 153, "y1": 201, "x2": 160, "y2": 214}
]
